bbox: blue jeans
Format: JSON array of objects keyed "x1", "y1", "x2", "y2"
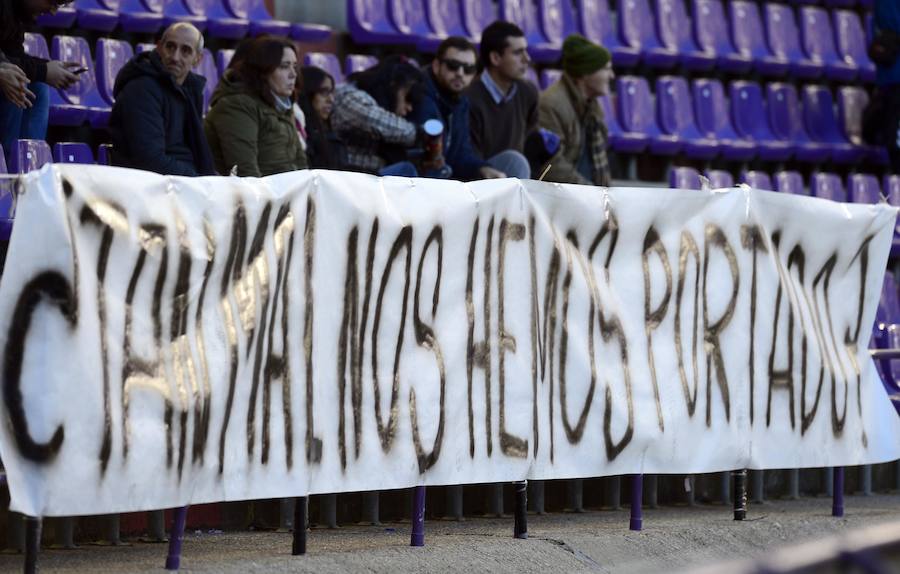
[
  {"x1": 487, "y1": 150, "x2": 531, "y2": 180},
  {"x1": 0, "y1": 82, "x2": 49, "y2": 164}
]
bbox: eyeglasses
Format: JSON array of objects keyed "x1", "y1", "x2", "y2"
[{"x1": 441, "y1": 59, "x2": 477, "y2": 75}]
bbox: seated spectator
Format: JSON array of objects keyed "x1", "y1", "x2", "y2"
[
  {"x1": 330, "y1": 55, "x2": 425, "y2": 177},
  {"x1": 1, "y1": 0, "x2": 81, "y2": 162},
  {"x1": 295, "y1": 65, "x2": 343, "y2": 169},
  {"x1": 109, "y1": 23, "x2": 215, "y2": 176},
  {"x1": 466, "y1": 21, "x2": 537, "y2": 178},
  {"x1": 538, "y1": 35, "x2": 614, "y2": 186},
  {"x1": 410, "y1": 36, "x2": 529, "y2": 180},
  {"x1": 205, "y1": 36, "x2": 307, "y2": 177}
]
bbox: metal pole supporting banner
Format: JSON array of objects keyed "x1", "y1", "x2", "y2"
[
  {"x1": 630, "y1": 474, "x2": 643, "y2": 531},
  {"x1": 733, "y1": 469, "x2": 747, "y2": 521},
  {"x1": 833, "y1": 468, "x2": 844, "y2": 518},
  {"x1": 292, "y1": 497, "x2": 307, "y2": 556},
  {"x1": 514, "y1": 481, "x2": 527, "y2": 539},
  {"x1": 164, "y1": 506, "x2": 189, "y2": 571},
  {"x1": 410, "y1": 486, "x2": 426, "y2": 547}
]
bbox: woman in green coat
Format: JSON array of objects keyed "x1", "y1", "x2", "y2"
[{"x1": 204, "y1": 36, "x2": 308, "y2": 177}]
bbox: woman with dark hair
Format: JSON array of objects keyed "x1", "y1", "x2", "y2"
[
  {"x1": 204, "y1": 36, "x2": 307, "y2": 176},
  {"x1": 330, "y1": 55, "x2": 425, "y2": 176},
  {"x1": 294, "y1": 65, "x2": 342, "y2": 169}
]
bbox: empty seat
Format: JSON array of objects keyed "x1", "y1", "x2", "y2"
[
  {"x1": 498, "y1": 0, "x2": 559, "y2": 61},
  {"x1": 162, "y1": 0, "x2": 208, "y2": 31},
  {"x1": 50, "y1": 36, "x2": 111, "y2": 128},
  {"x1": 98, "y1": 143, "x2": 114, "y2": 165},
  {"x1": 291, "y1": 22, "x2": 333, "y2": 42},
  {"x1": 599, "y1": 94, "x2": 649, "y2": 153},
  {"x1": 741, "y1": 170, "x2": 774, "y2": 190},
  {"x1": 848, "y1": 173, "x2": 881, "y2": 204},
  {"x1": 810, "y1": 172, "x2": 848, "y2": 202},
  {"x1": 535, "y1": 0, "x2": 580, "y2": 59},
  {"x1": 693, "y1": 78, "x2": 756, "y2": 161},
  {"x1": 728, "y1": 0, "x2": 789, "y2": 76},
  {"x1": 669, "y1": 166, "x2": 702, "y2": 190},
  {"x1": 692, "y1": 0, "x2": 753, "y2": 73},
  {"x1": 460, "y1": 0, "x2": 497, "y2": 43},
  {"x1": 576, "y1": 0, "x2": 640, "y2": 67},
  {"x1": 10, "y1": 139, "x2": 52, "y2": 174},
  {"x1": 798, "y1": 6, "x2": 856, "y2": 81},
  {"x1": 216, "y1": 48, "x2": 235, "y2": 76},
  {"x1": 885, "y1": 175, "x2": 900, "y2": 206},
  {"x1": 729, "y1": 80, "x2": 792, "y2": 161},
  {"x1": 833, "y1": 9, "x2": 876, "y2": 83},
  {"x1": 75, "y1": 0, "x2": 119, "y2": 32},
  {"x1": 705, "y1": 169, "x2": 734, "y2": 188},
  {"x1": 304, "y1": 52, "x2": 344, "y2": 84},
  {"x1": 420, "y1": 0, "x2": 470, "y2": 47},
  {"x1": 36, "y1": 3, "x2": 78, "y2": 27},
  {"x1": 193, "y1": 49, "x2": 219, "y2": 113},
  {"x1": 22, "y1": 32, "x2": 49, "y2": 60},
  {"x1": 837, "y1": 86, "x2": 887, "y2": 165},
  {"x1": 53, "y1": 142, "x2": 95, "y2": 164},
  {"x1": 345, "y1": 54, "x2": 378, "y2": 76},
  {"x1": 0, "y1": 145, "x2": 10, "y2": 241},
  {"x1": 619, "y1": 0, "x2": 678, "y2": 68},
  {"x1": 540, "y1": 69, "x2": 562, "y2": 90},
  {"x1": 764, "y1": 3, "x2": 824, "y2": 79},
  {"x1": 767, "y1": 82, "x2": 828, "y2": 163},
  {"x1": 206, "y1": 0, "x2": 251, "y2": 38},
  {"x1": 119, "y1": 0, "x2": 165, "y2": 32},
  {"x1": 390, "y1": 0, "x2": 443, "y2": 50},
  {"x1": 95, "y1": 38, "x2": 134, "y2": 107},
  {"x1": 246, "y1": 0, "x2": 292, "y2": 36},
  {"x1": 0, "y1": 145, "x2": 6, "y2": 173},
  {"x1": 654, "y1": 0, "x2": 716, "y2": 71},
  {"x1": 348, "y1": 0, "x2": 406, "y2": 44},
  {"x1": 774, "y1": 170, "x2": 807, "y2": 195},
  {"x1": 617, "y1": 76, "x2": 681, "y2": 155},
  {"x1": 656, "y1": 76, "x2": 718, "y2": 159},
  {"x1": 801, "y1": 84, "x2": 863, "y2": 164}
]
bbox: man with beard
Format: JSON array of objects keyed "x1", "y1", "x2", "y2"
[{"x1": 410, "y1": 36, "x2": 530, "y2": 180}]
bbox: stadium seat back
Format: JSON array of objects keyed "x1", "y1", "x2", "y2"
[
  {"x1": 774, "y1": 171, "x2": 807, "y2": 195},
  {"x1": 800, "y1": 85, "x2": 845, "y2": 145},
  {"x1": 11, "y1": 139, "x2": 52, "y2": 174},
  {"x1": 23, "y1": 33, "x2": 50, "y2": 60},
  {"x1": 729, "y1": 0, "x2": 768, "y2": 59},
  {"x1": 741, "y1": 170, "x2": 774, "y2": 191},
  {"x1": 848, "y1": 174, "x2": 881, "y2": 204},
  {"x1": 810, "y1": 172, "x2": 847, "y2": 202},
  {"x1": 537, "y1": 0, "x2": 578, "y2": 46},
  {"x1": 837, "y1": 86, "x2": 868, "y2": 146},
  {"x1": 51, "y1": 36, "x2": 99, "y2": 106},
  {"x1": 53, "y1": 142, "x2": 95, "y2": 164},
  {"x1": 656, "y1": 77, "x2": 700, "y2": 137},
  {"x1": 304, "y1": 53, "x2": 344, "y2": 84},
  {"x1": 617, "y1": 77, "x2": 657, "y2": 134},
  {"x1": 669, "y1": 166, "x2": 702, "y2": 190},
  {"x1": 345, "y1": 54, "x2": 379, "y2": 76},
  {"x1": 705, "y1": 169, "x2": 734, "y2": 189},
  {"x1": 764, "y1": 3, "x2": 804, "y2": 62},
  {"x1": 424, "y1": 0, "x2": 467, "y2": 39},
  {"x1": 460, "y1": 0, "x2": 497, "y2": 42},
  {"x1": 692, "y1": 0, "x2": 733, "y2": 56},
  {"x1": 96, "y1": 38, "x2": 134, "y2": 106},
  {"x1": 799, "y1": 6, "x2": 840, "y2": 64}
]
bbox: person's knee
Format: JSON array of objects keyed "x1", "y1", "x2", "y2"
[
  {"x1": 28, "y1": 82, "x2": 49, "y2": 111},
  {"x1": 488, "y1": 150, "x2": 531, "y2": 180}
]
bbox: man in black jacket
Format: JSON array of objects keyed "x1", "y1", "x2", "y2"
[
  {"x1": 0, "y1": 0, "x2": 80, "y2": 162},
  {"x1": 109, "y1": 22, "x2": 215, "y2": 176}
]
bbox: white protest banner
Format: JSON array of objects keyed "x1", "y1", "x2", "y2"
[{"x1": 0, "y1": 165, "x2": 898, "y2": 518}]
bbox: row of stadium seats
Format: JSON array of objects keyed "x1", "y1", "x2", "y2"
[
  {"x1": 33, "y1": 0, "x2": 331, "y2": 41},
  {"x1": 351, "y1": 0, "x2": 876, "y2": 78}
]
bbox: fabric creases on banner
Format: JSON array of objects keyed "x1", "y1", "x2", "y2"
[{"x1": 0, "y1": 164, "x2": 898, "y2": 517}]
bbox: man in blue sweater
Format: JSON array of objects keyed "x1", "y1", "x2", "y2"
[
  {"x1": 875, "y1": 0, "x2": 900, "y2": 172},
  {"x1": 410, "y1": 36, "x2": 529, "y2": 180}
]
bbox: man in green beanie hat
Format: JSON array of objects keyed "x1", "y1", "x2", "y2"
[{"x1": 538, "y1": 34, "x2": 615, "y2": 186}]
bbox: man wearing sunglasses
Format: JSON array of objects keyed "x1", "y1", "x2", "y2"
[{"x1": 410, "y1": 36, "x2": 530, "y2": 180}]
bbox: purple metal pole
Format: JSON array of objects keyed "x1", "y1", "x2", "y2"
[
  {"x1": 513, "y1": 481, "x2": 527, "y2": 539},
  {"x1": 292, "y1": 497, "x2": 307, "y2": 555},
  {"x1": 165, "y1": 506, "x2": 189, "y2": 571},
  {"x1": 832, "y1": 467, "x2": 844, "y2": 517},
  {"x1": 410, "y1": 486, "x2": 426, "y2": 547},
  {"x1": 23, "y1": 516, "x2": 41, "y2": 574},
  {"x1": 629, "y1": 475, "x2": 643, "y2": 531}
]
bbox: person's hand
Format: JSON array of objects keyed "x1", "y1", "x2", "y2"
[
  {"x1": 45, "y1": 61, "x2": 80, "y2": 90},
  {"x1": 479, "y1": 165, "x2": 506, "y2": 179},
  {"x1": 0, "y1": 62, "x2": 33, "y2": 109}
]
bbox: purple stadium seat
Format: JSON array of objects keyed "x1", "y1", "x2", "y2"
[
  {"x1": 96, "y1": 38, "x2": 134, "y2": 106},
  {"x1": 205, "y1": 0, "x2": 250, "y2": 38},
  {"x1": 705, "y1": 169, "x2": 734, "y2": 189},
  {"x1": 36, "y1": 3, "x2": 77, "y2": 27},
  {"x1": 617, "y1": 76, "x2": 681, "y2": 155},
  {"x1": 599, "y1": 94, "x2": 649, "y2": 153},
  {"x1": 390, "y1": 0, "x2": 442, "y2": 50},
  {"x1": 422, "y1": 0, "x2": 469, "y2": 46},
  {"x1": 824, "y1": 0, "x2": 857, "y2": 6},
  {"x1": 654, "y1": 0, "x2": 716, "y2": 71},
  {"x1": 50, "y1": 36, "x2": 111, "y2": 128},
  {"x1": 22, "y1": 33, "x2": 49, "y2": 60},
  {"x1": 801, "y1": 84, "x2": 863, "y2": 164},
  {"x1": 766, "y1": 83, "x2": 828, "y2": 163},
  {"x1": 810, "y1": 172, "x2": 848, "y2": 202},
  {"x1": 799, "y1": 6, "x2": 856, "y2": 81},
  {"x1": 764, "y1": 3, "x2": 824, "y2": 79},
  {"x1": 0, "y1": 145, "x2": 6, "y2": 173},
  {"x1": 692, "y1": 0, "x2": 753, "y2": 73},
  {"x1": 10, "y1": 139, "x2": 52, "y2": 174},
  {"x1": 163, "y1": 0, "x2": 208, "y2": 31},
  {"x1": 120, "y1": 0, "x2": 165, "y2": 32},
  {"x1": 193, "y1": 49, "x2": 219, "y2": 114},
  {"x1": 98, "y1": 143, "x2": 114, "y2": 166},
  {"x1": 576, "y1": 0, "x2": 640, "y2": 67},
  {"x1": 291, "y1": 23, "x2": 333, "y2": 43},
  {"x1": 692, "y1": 79, "x2": 756, "y2": 161},
  {"x1": 728, "y1": 0, "x2": 789, "y2": 76},
  {"x1": 741, "y1": 170, "x2": 774, "y2": 191},
  {"x1": 304, "y1": 52, "x2": 344, "y2": 84},
  {"x1": 348, "y1": 0, "x2": 406, "y2": 44},
  {"x1": 498, "y1": 0, "x2": 559, "y2": 62},
  {"x1": 670, "y1": 166, "x2": 702, "y2": 190},
  {"x1": 619, "y1": 0, "x2": 678, "y2": 69},
  {"x1": 0, "y1": 147, "x2": 10, "y2": 241},
  {"x1": 833, "y1": 10, "x2": 876, "y2": 83},
  {"x1": 848, "y1": 174, "x2": 882, "y2": 204},
  {"x1": 540, "y1": 69, "x2": 562, "y2": 90},
  {"x1": 729, "y1": 81, "x2": 792, "y2": 162},
  {"x1": 345, "y1": 54, "x2": 378, "y2": 76},
  {"x1": 75, "y1": 0, "x2": 119, "y2": 32},
  {"x1": 245, "y1": 0, "x2": 291, "y2": 36},
  {"x1": 460, "y1": 0, "x2": 497, "y2": 43},
  {"x1": 656, "y1": 77, "x2": 718, "y2": 159},
  {"x1": 135, "y1": 42, "x2": 156, "y2": 54},
  {"x1": 53, "y1": 142, "x2": 95, "y2": 164},
  {"x1": 774, "y1": 170, "x2": 807, "y2": 195},
  {"x1": 216, "y1": 49, "x2": 235, "y2": 76},
  {"x1": 535, "y1": 0, "x2": 580, "y2": 58},
  {"x1": 837, "y1": 86, "x2": 887, "y2": 165}
]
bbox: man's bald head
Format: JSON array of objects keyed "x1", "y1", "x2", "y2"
[{"x1": 156, "y1": 23, "x2": 204, "y2": 85}]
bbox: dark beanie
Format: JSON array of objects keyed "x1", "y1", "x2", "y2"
[{"x1": 561, "y1": 34, "x2": 611, "y2": 78}]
